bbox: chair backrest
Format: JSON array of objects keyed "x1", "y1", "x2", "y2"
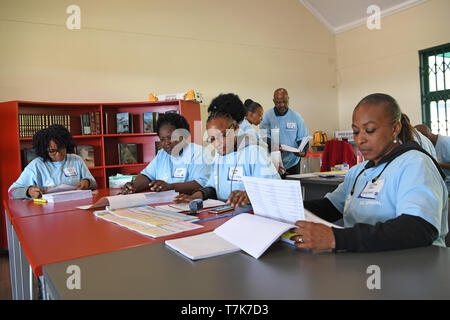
[{"x1": 320, "y1": 139, "x2": 356, "y2": 172}]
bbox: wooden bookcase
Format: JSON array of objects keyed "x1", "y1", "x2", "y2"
[{"x1": 0, "y1": 99, "x2": 201, "y2": 248}]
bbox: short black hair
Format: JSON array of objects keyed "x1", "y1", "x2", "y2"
[
  {"x1": 207, "y1": 93, "x2": 246, "y2": 123},
  {"x1": 155, "y1": 113, "x2": 190, "y2": 135},
  {"x1": 32, "y1": 124, "x2": 75, "y2": 162}
]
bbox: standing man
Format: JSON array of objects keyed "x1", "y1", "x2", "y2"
[
  {"x1": 259, "y1": 88, "x2": 309, "y2": 177},
  {"x1": 415, "y1": 124, "x2": 450, "y2": 192}
]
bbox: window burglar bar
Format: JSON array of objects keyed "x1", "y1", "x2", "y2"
[{"x1": 419, "y1": 43, "x2": 450, "y2": 136}]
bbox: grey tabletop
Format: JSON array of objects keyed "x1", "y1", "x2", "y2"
[{"x1": 43, "y1": 241, "x2": 450, "y2": 300}]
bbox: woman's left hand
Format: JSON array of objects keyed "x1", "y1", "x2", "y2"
[
  {"x1": 290, "y1": 221, "x2": 336, "y2": 250},
  {"x1": 76, "y1": 179, "x2": 90, "y2": 190},
  {"x1": 226, "y1": 190, "x2": 250, "y2": 208}
]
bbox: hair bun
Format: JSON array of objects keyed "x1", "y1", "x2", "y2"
[{"x1": 244, "y1": 99, "x2": 253, "y2": 107}]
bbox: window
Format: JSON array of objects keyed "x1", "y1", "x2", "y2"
[{"x1": 419, "y1": 43, "x2": 450, "y2": 135}]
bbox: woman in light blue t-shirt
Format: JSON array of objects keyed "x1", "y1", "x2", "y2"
[
  {"x1": 175, "y1": 93, "x2": 280, "y2": 207},
  {"x1": 121, "y1": 113, "x2": 211, "y2": 195},
  {"x1": 8, "y1": 124, "x2": 96, "y2": 199}
]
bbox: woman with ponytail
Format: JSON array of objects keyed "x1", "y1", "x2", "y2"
[
  {"x1": 289, "y1": 93, "x2": 448, "y2": 252},
  {"x1": 175, "y1": 93, "x2": 280, "y2": 207}
]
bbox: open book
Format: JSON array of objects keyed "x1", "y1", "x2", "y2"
[
  {"x1": 214, "y1": 176, "x2": 342, "y2": 258},
  {"x1": 280, "y1": 135, "x2": 312, "y2": 153},
  {"x1": 166, "y1": 177, "x2": 342, "y2": 260}
]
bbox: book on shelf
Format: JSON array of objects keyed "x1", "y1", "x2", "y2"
[
  {"x1": 42, "y1": 189, "x2": 92, "y2": 203},
  {"x1": 165, "y1": 109, "x2": 180, "y2": 115},
  {"x1": 118, "y1": 143, "x2": 138, "y2": 165},
  {"x1": 116, "y1": 112, "x2": 132, "y2": 134},
  {"x1": 19, "y1": 114, "x2": 71, "y2": 138},
  {"x1": 143, "y1": 112, "x2": 154, "y2": 133},
  {"x1": 76, "y1": 145, "x2": 95, "y2": 168},
  {"x1": 80, "y1": 111, "x2": 100, "y2": 135}
]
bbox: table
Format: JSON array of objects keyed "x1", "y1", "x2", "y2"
[
  {"x1": 42, "y1": 241, "x2": 450, "y2": 300},
  {"x1": 4, "y1": 189, "x2": 235, "y2": 300},
  {"x1": 286, "y1": 174, "x2": 345, "y2": 200}
]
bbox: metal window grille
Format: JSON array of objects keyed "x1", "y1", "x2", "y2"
[{"x1": 419, "y1": 43, "x2": 450, "y2": 135}]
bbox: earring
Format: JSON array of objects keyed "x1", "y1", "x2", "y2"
[{"x1": 393, "y1": 137, "x2": 398, "y2": 143}]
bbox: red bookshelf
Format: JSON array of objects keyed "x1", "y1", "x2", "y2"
[{"x1": 0, "y1": 99, "x2": 201, "y2": 248}]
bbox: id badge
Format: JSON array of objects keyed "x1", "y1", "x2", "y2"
[
  {"x1": 63, "y1": 167, "x2": 77, "y2": 177},
  {"x1": 228, "y1": 167, "x2": 243, "y2": 181},
  {"x1": 286, "y1": 122, "x2": 296, "y2": 129},
  {"x1": 173, "y1": 168, "x2": 187, "y2": 178},
  {"x1": 358, "y1": 180, "x2": 384, "y2": 199}
]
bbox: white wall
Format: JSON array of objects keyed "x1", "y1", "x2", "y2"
[
  {"x1": 335, "y1": 0, "x2": 450, "y2": 130},
  {"x1": 0, "y1": 0, "x2": 338, "y2": 137}
]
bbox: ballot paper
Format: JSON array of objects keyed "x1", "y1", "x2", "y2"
[
  {"x1": 45, "y1": 184, "x2": 77, "y2": 194},
  {"x1": 77, "y1": 190, "x2": 178, "y2": 210}
]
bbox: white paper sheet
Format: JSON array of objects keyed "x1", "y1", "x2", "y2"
[{"x1": 280, "y1": 136, "x2": 312, "y2": 153}]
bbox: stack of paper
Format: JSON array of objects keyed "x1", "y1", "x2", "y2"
[
  {"x1": 155, "y1": 199, "x2": 226, "y2": 213},
  {"x1": 42, "y1": 189, "x2": 92, "y2": 203}
]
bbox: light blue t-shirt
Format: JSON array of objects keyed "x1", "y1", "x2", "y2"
[
  {"x1": 325, "y1": 150, "x2": 448, "y2": 247},
  {"x1": 435, "y1": 134, "x2": 450, "y2": 191},
  {"x1": 238, "y1": 119, "x2": 268, "y2": 152},
  {"x1": 205, "y1": 144, "x2": 280, "y2": 201},
  {"x1": 8, "y1": 153, "x2": 96, "y2": 199},
  {"x1": 259, "y1": 108, "x2": 309, "y2": 169},
  {"x1": 140, "y1": 142, "x2": 211, "y2": 187}
]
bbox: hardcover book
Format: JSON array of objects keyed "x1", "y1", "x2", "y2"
[
  {"x1": 118, "y1": 143, "x2": 138, "y2": 165},
  {"x1": 76, "y1": 145, "x2": 95, "y2": 168},
  {"x1": 22, "y1": 148, "x2": 37, "y2": 168},
  {"x1": 116, "y1": 112, "x2": 131, "y2": 134},
  {"x1": 143, "y1": 112, "x2": 154, "y2": 133}
]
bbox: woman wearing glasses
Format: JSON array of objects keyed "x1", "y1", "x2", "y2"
[
  {"x1": 8, "y1": 124, "x2": 96, "y2": 199},
  {"x1": 289, "y1": 93, "x2": 448, "y2": 252},
  {"x1": 175, "y1": 93, "x2": 280, "y2": 207},
  {"x1": 121, "y1": 113, "x2": 211, "y2": 195}
]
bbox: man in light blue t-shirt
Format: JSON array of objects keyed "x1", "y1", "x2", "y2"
[{"x1": 259, "y1": 88, "x2": 309, "y2": 177}]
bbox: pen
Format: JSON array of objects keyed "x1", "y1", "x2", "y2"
[
  {"x1": 33, "y1": 198, "x2": 48, "y2": 204},
  {"x1": 193, "y1": 209, "x2": 252, "y2": 223}
]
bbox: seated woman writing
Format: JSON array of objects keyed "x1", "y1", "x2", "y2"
[
  {"x1": 175, "y1": 93, "x2": 280, "y2": 207},
  {"x1": 8, "y1": 124, "x2": 96, "y2": 199},
  {"x1": 121, "y1": 113, "x2": 211, "y2": 195},
  {"x1": 289, "y1": 93, "x2": 448, "y2": 252}
]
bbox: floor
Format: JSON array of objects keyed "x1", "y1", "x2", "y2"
[{"x1": 0, "y1": 249, "x2": 12, "y2": 300}]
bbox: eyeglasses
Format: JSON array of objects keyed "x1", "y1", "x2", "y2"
[
  {"x1": 205, "y1": 123, "x2": 236, "y2": 144},
  {"x1": 47, "y1": 147, "x2": 65, "y2": 155}
]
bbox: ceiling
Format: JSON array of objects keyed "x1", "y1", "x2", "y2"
[{"x1": 299, "y1": 0, "x2": 428, "y2": 34}]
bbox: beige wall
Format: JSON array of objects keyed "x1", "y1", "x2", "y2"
[
  {"x1": 335, "y1": 0, "x2": 450, "y2": 130},
  {"x1": 0, "y1": 0, "x2": 338, "y2": 137}
]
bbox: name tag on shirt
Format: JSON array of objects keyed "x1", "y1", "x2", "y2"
[
  {"x1": 286, "y1": 122, "x2": 296, "y2": 130},
  {"x1": 228, "y1": 167, "x2": 244, "y2": 181},
  {"x1": 63, "y1": 167, "x2": 77, "y2": 177},
  {"x1": 173, "y1": 168, "x2": 187, "y2": 178},
  {"x1": 358, "y1": 180, "x2": 385, "y2": 199}
]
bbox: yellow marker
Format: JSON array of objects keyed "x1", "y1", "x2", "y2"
[{"x1": 33, "y1": 198, "x2": 48, "y2": 204}]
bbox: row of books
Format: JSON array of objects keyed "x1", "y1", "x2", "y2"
[
  {"x1": 22, "y1": 141, "x2": 161, "y2": 169},
  {"x1": 80, "y1": 112, "x2": 101, "y2": 135},
  {"x1": 19, "y1": 114, "x2": 71, "y2": 138},
  {"x1": 115, "y1": 109, "x2": 180, "y2": 134}
]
